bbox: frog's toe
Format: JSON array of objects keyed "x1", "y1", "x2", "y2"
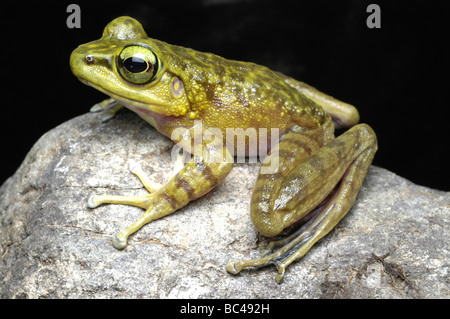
[
  {"x1": 90, "y1": 98, "x2": 123, "y2": 122},
  {"x1": 129, "y1": 160, "x2": 141, "y2": 174},
  {"x1": 226, "y1": 261, "x2": 243, "y2": 275},
  {"x1": 98, "y1": 111, "x2": 117, "y2": 123},
  {"x1": 87, "y1": 195, "x2": 100, "y2": 208},
  {"x1": 129, "y1": 161, "x2": 162, "y2": 192},
  {"x1": 275, "y1": 265, "x2": 286, "y2": 284},
  {"x1": 89, "y1": 103, "x2": 105, "y2": 113},
  {"x1": 112, "y1": 233, "x2": 128, "y2": 250},
  {"x1": 260, "y1": 248, "x2": 271, "y2": 257}
]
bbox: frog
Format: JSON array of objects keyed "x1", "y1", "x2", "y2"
[{"x1": 70, "y1": 16, "x2": 377, "y2": 283}]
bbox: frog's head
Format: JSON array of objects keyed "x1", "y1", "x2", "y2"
[{"x1": 70, "y1": 16, "x2": 190, "y2": 119}]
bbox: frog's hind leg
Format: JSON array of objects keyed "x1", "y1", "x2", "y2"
[
  {"x1": 278, "y1": 73, "x2": 360, "y2": 129},
  {"x1": 259, "y1": 199, "x2": 327, "y2": 257},
  {"x1": 226, "y1": 124, "x2": 377, "y2": 283}
]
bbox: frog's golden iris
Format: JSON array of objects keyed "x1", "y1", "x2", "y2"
[
  {"x1": 118, "y1": 45, "x2": 160, "y2": 84},
  {"x1": 70, "y1": 16, "x2": 377, "y2": 283}
]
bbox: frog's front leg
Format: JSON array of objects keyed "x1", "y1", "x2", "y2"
[
  {"x1": 227, "y1": 123, "x2": 377, "y2": 283},
  {"x1": 87, "y1": 158, "x2": 173, "y2": 209},
  {"x1": 88, "y1": 125, "x2": 233, "y2": 249}
]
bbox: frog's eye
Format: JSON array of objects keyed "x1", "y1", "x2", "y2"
[{"x1": 118, "y1": 45, "x2": 159, "y2": 84}]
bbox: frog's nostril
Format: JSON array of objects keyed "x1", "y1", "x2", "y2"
[{"x1": 85, "y1": 55, "x2": 94, "y2": 63}]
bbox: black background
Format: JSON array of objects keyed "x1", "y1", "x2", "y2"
[{"x1": 1, "y1": 0, "x2": 448, "y2": 190}]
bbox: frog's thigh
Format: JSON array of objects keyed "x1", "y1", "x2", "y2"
[{"x1": 227, "y1": 124, "x2": 377, "y2": 283}]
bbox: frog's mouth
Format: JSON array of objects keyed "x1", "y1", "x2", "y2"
[
  {"x1": 80, "y1": 78, "x2": 167, "y2": 113},
  {"x1": 120, "y1": 100, "x2": 178, "y2": 125},
  {"x1": 80, "y1": 78, "x2": 180, "y2": 130}
]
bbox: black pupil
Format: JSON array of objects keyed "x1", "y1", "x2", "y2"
[{"x1": 124, "y1": 56, "x2": 148, "y2": 73}]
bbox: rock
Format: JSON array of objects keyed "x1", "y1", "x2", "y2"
[{"x1": 1, "y1": 110, "x2": 449, "y2": 299}]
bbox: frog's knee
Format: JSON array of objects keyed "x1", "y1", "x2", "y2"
[
  {"x1": 354, "y1": 123, "x2": 376, "y2": 137},
  {"x1": 349, "y1": 123, "x2": 378, "y2": 151}
]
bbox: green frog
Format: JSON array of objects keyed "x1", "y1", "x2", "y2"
[{"x1": 70, "y1": 16, "x2": 377, "y2": 283}]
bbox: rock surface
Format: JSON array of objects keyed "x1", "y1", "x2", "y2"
[{"x1": 1, "y1": 110, "x2": 449, "y2": 298}]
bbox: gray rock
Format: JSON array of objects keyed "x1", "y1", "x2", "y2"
[{"x1": 1, "y1": 110, "x2": 449, "y2": 298}]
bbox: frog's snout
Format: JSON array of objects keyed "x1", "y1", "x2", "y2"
[{"x1": 69, "y1": 49, "x2": 84, "y2": 78}]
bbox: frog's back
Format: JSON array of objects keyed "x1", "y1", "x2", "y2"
[{"x1": 149, "y1": 38, "x2": 330, "y2": 132}]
